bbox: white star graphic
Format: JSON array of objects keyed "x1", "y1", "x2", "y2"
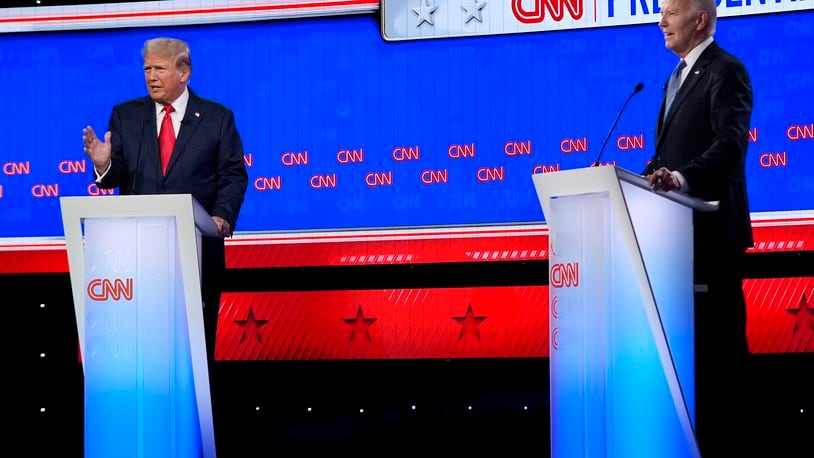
[
  {"x1": 461, "y1": 0, "x2": 487, "y2": 24},
  {"x1": 413, "y1": 0, "x2": 439, "y2": 28}
]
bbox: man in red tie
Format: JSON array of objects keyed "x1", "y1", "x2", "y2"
[
  {"x1": 81, "y1": 37, "x2": 248, "y2": 454},
  {"x1": 158, "y1": 102, "x2": 175, "y2": 175}
]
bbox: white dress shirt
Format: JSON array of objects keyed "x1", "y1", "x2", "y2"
[
  {"x1": 95, "y1": 87, "x2": 190, "y2": 181},
  {"x1": 671, "y1": 36, "x2": 714, "y2": 192}
]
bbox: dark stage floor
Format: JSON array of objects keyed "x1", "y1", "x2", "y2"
[
  {"x1": 19, "y1": 354, "x2": 813, "y2": 457},
  {"x1": 11, "y1": 268, "x2": 814, "y2": 457}
]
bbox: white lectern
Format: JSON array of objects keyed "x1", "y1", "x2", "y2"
[
  {"x1": 60, "y1": 194, "x2": 218, "y2": 458},
  {"x1": 532, "y1": 166, "x2": 717, "y2": 458}
]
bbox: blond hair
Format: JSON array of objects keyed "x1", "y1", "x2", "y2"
[{"x1": 142, "y1": 37, "x2": 192, "y2": 71}]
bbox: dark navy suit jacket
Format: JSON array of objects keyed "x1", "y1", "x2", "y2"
[
  {"x1": 96, "y1": 88, "x2": 248, "y2": 362},
  {"x1": 98, "y1": 88, "x2": 248, "y2": 230},
  {"x1": 644, "y1": 41, "x2": 754, "y2": 253}
]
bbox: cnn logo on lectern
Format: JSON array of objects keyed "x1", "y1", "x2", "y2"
[
  {"x1": 550, "y1": 262, "x2": 579, "y2": 288},
  {"x1": 87, "y1": 278, "x2": 134, "y2": 301}
]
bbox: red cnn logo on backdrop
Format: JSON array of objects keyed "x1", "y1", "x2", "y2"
[
  {"x1": 551, "y1": 262, "x2": 579, "y2": 288},
  {"x1": 512, "y1": 0, "x2": 583, "y2": 23},
  {"x1": 87, "y1": 278, "x2": 134, "y2": 301}
]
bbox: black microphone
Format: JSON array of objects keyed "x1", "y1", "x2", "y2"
[
  {"x1": 591, "y1": 82, "x2": 644, "y2": 167},
  {"x1": 130, "y1": 119, "x2": 149, "y2": 194}
]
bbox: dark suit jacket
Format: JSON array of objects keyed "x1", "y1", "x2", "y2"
[
  {"x1": 644, "y1": 41, "x2": 754, "y2": 253},
  {"x1": 97, "y1": 88, "x2": 248, "y2": 360},
  {"x1": 98, "y1": 88, "x2": 248, "y2": 230}
]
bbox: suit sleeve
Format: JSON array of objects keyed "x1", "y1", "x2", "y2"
[
  {"x1": 641, "y1": 158, "x2": 657, "y2": 177},
  {"x1": 97, "y1": 105, "x2": 130, "y2": 192},
  {"x1": 676, "y1": 61, "x2": 753, "y2": 192},
  {"x1": 211, "y1": 108, "x2": 248, "y2": 229},
  {"x1": 641, "y1": 78, "x2": 671, "y2": 177}
]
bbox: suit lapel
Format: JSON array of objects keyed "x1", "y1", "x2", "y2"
[
  {"x1": 658, "y1": 42, "x2": 720, "y2": 147},
  {"x1": 140, "y1": 98, "x2": 161, "y2": 177},
  {"x1": 657, "y1": 79, "x2": 670, "y2": 136},
  {"x1": 165, "y1": 90, "x2": 203, "y2": 177}
]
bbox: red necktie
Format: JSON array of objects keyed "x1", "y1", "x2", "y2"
[{"x1": 158, "y1": 104, "x2": 176, "y2": 175}]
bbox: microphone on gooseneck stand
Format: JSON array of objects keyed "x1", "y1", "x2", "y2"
[
  {"x1": 130, "y1": 119, "x2": 149, "y2": 195},
  {"x1": 591, "y1": 82, "x2": 644, "y2": 167}
]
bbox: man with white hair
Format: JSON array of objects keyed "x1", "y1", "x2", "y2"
[{"x1": 644, "y1": 0, "x2": 753, "y2": 455}]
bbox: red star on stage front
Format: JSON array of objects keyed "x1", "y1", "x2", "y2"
[
  {"x1": 343, "y1": 305, "x2": 377, "y2": 342},
  {"x1": 786, "y1": 292, "x2": 814, "y2": 334},
  {"x1": 234, "y1": 306, "x2": 269, "y2": 343},
  {"x1": 452, "y1": 304, "x2": 487, "y2": 340}
]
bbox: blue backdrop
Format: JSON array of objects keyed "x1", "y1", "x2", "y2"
[{"x1": 0, "y1": 11, "x2": 811, "y2": 237}]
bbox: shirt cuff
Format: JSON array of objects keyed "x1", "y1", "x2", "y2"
[
  {"x1": 672, "y1": 170, "x2": 688, "y2": 192},
  {"x1": 94, "y1": 160, "x2": 111, "y2": 183}
]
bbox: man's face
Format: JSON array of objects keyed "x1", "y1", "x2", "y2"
[
  {"x1": 144, "y1": 52, "x2": 188, "y2": 104},
  {"x1": 659, "y1": 0, "x2": 706, "y2": 57}
]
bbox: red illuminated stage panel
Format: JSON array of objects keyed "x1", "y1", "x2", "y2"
[
  {"x1": 214, "y1": 278, "x2": 814, "y2": 360},
  {"x1": 0, "y1": 240, "x2": 68, "y2": 273},
  {"x1": 2, "y1": 216, "x2": 813, "y2": 356},
  {"x1": 745, "y1": 277, "x2": 814, "y2": 354},
  {"x1": 224, "y1": 214, "x2": 814, "y2": 268},
  {"x1": 226, "y1": 225, "x2": 549, "y2": 267},
  {"x1": 215, "y1": 286, "x2": 550, "y2": 360},
  {"x1": 2, "y1": 213, "x2": 813, "y2": 273},
  {"x1": 749, "y1": 215, "x2": 814, "y2": 253}
]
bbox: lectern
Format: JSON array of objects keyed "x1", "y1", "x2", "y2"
[
  {"x1": 60, "y1": 194, "x2": 218, "y2": 458},
  {"x1": 532, "y1": 166, "x2": 716, "y2": 458}
]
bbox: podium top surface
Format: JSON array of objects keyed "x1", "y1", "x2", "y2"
[
  {"x1": 60, "y1": 194, "x2": 219, "y2": 236},
  {"x1": 614, "y1": 167, "x2": 718, "y2": 212},
  {"x1": 532, "y1": 166, "x2": 718, "y2": 212}
]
